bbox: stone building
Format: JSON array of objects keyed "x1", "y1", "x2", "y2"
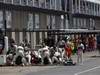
[{"x1": 0, "y1": 0, "x2": 100, "y2": 48}]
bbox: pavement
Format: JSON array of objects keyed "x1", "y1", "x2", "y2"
[
  {"x1": 0, "y1": 50, "x2": 99, "y2": 75},
  {"x1": 72, "y1": 50, "x2": 100, "y2": 63}
]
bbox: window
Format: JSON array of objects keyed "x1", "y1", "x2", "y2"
[
  {"x1": 46, "y1": 0, "x2": 50, "y2": 9},
  {"x1": 35, "y1": 14, "x2": 39, "y2": 29},
  {"x1": 27, "y1": 13, "x2": 33, "y2": 30},
  {"x1": 61, "y1": 0, "x2": 65, "y2": 11},
  {"x1": 5, "y1": 0, "x2": 12, "y2": 4},
  {"x1": 56, "y1": 0, "x2": 61, "y2": 10},
  {"x1": 39, "y1": 0, "x2": 45, "y2": 8},
  {"x1": 51, "y1": 16, "x2": 55, "y2": 29},
  {"x1": 99, "y1": 5, "x2": 100, "y2": 16},
  {"x1": 0, "y1": 0, "x2": 4, "y2": 2},
  {"x1": 21, "y1": 0, "x2": 27, "y2": 5},
  {"x1": 13, "y1": 0, "x2": 20, "y2": 5},
  {"x1": 97, "y1": 4, "x2": 99, "y2": 16},
  {"x1": 91, "y1": 3, "x2": 94, "y2": 15},
  {"x1": 95, "y1": 4, "x2": 97, "y2": 15},
  {"x1": 28, "y1": 0, "x2": 33, "y2": 6},
  {"x1": 88, "y1": 3, "x2": 91, "y2": 15},
  {"x1": 51, "y1": 0, "x2": 55, "y2": 9},
  {"x1": 0, "y1": 11, "x2": 3, "y2": 29},
  {"x1": 6, "y1": 11, "x2": 12, "y2": 29},
  {"x1": 86, "y1": 2, "x2": 89, "y2": 14},
  {"x1": 34, "y1": 0, "x2": 39, "y2": 7},
  {"x1": 72, "y1": 0, "x2": 75, "y2": 13},
  {"x1": 47, "y1": 15, "x2": 51, "y2": 29}
]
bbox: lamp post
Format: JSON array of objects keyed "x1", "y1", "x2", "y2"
[
  {"x1": 3, "y1": 9, "x2": 8, "y2": 54},
  {"x1": 3, "y1": 9, "x2": 7, "y2": 36}
]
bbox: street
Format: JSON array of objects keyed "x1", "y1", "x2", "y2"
[{"x1": 27, "y1": 56, "x2": 100, "y2": 75}]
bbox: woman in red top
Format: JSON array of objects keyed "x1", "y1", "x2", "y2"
[{"x1": 65, "y1": 44, "x2": 72, "y2": 59}]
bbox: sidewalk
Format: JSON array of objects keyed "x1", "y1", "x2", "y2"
[{"x1": 72, "y1": 50, "x2": 99, "y2": 63}]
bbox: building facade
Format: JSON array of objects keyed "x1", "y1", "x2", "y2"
[
  {"x1": 0, "y1": 0, "x2": 100, "y2": 48},
  {"x1": 70, "y1": 0, "x2": 100, "y2": 29}
]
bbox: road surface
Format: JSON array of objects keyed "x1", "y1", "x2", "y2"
[{"x1": 27, "y1": 57, "x2": 100, "y2": 75}]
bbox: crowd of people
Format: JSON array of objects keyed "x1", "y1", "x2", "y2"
[{"x1": 5, "y1": 34, "x2": 97, "y2": 66}]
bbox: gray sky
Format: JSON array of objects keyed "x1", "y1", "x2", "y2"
[{"x1": 86, "y1": 0, "x2": 100, "y2": 4}]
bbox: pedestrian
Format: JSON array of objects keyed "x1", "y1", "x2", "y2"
[{"x1": 77, "y1": 40, "x2": 84, "y2": 65}]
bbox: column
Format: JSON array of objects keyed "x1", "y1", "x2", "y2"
[
  {"x1": 65, "y1": 15, "x2": 68, "y2": 29},
  {"x1": 39, "y1": 32, "x2": 42, "y2": 44},
  {"x1": 55, "y1": 34, "x2": 57, "y2": 44},
  {"x1": 11, "y1": 32, "x2": 15, "y2": 41},
  {"x1": 77, "y1": 18, "x2": 79, "y2": 28},
  {"x1": 26, "y1": 32, "x2": 30, "y2": 43},
  {"x1": 45, "y1": 32, "x2": 47, "y2": 38},
  {"x1": 31, "y1": 32, "x2": 34, "y2": 49},
  {"x1": 19, "y1": 32, "x2": 23, "y2": 43},
  {"x1": 33, "y1": 32, "x2": 36, "y2": 48}
]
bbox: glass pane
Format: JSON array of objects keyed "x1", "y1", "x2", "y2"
[
  {"x1": 21, "y1": 0, "x2": 27, "y2": 5},
  {"x1": 28, "y1": 0, "x2": 33, "y2": 6},
  {"x1": 13, "y1": 0, "x2": 20, "y2": 5},
  {"x1": 5, "y1": 0, "x2": 12, "y2": 3},
  {"x1": 56, "y1": 0, "x2": 60, "y2": 10},
  {"x1": 39, "y1": 0, "x2": 45, "y2": 8},
  {"x1": 27, "y1": 13, "x2": 33, "y2": 30},
  {"x1": 6, "y1": 11, "x2": 11, "y2": 29},
  {"x1": 35, "y1": 14, "x2": 39, "y2": 29},
  {"x1": 0, "y1": 0, "x2": 4, "y2": 2},
  {"x1": 46, "y1": 0, "x2": 50, "y2": 9},
  {"x1": 0, "y1": 11, "x2": 3, "y2": 29},
  {"x1": 51, "y1": 0, "x2": 55, "y2": 9},
  {"x1": 34, "y1": 0, "x2": 39, "y2": 7},
  {"x1": 51, "y1": 16, "x2": 55, "y2": 29}
]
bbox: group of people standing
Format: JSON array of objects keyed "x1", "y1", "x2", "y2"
[{"x1": 56, "y1": 34, "x2": 97, "y2": 64}]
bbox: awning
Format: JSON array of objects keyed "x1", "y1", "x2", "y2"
[{"x1": 29, "y1": 29, "x2": 100, "y2": 35}]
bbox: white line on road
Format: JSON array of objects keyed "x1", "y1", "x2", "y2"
[{"x1": 74, "y1": 66, "x2": 100, "y2": 75}]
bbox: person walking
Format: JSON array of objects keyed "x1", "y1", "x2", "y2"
[{"x1": 77, "y1": 40, "x2": 84, "y2": 65}]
